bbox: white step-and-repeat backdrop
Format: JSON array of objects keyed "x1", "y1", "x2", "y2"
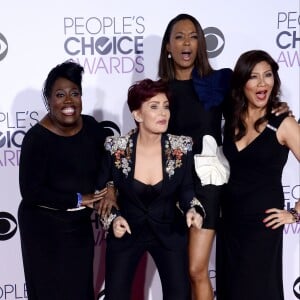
[{"x1": 0, "y1": 0, "x2": 299, "y2": 299}]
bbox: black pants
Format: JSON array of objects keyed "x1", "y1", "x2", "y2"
[{"x1": 104, "y1": 236, "x2": 191, "y2": 300}]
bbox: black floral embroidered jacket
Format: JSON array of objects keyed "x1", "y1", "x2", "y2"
[{"x1": 97, "y1": 129, "x2": 204, "y2": 249}]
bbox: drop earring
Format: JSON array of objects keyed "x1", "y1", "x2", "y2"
[{"x1": 168, "y1": 53, "x2": 172, "y2": 59}]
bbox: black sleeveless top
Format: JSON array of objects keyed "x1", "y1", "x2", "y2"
[{"x1": 133, "y1": 179, "x2": 162, "y2": 207}]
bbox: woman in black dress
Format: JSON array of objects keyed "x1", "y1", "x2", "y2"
[
  {"x1": 158, "y1": 14, "x2": 233, "y2": 300},
  {"x1": 158, "y1": 14, "x2": 290, "y2": 300},
  {"x1": 18, "y1": 61, "x2": 114, "y2": 300},
  {"x1": 217, "y1": 50, "x2": 300, "y2": 300}
]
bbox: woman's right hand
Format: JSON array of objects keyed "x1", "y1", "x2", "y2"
[
  {"x1": 97, "y1": 186, "x2": 119, "y2": 218},
  {"x1": 113, "y1": 216, "x2": 131, "y2": 238},
  {"x1": 81, "y1": 188, "x2": 107, "y2": 209}
]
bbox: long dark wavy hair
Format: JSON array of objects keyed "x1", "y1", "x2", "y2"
[
  {"x1": 225, "y1": 50, "x2": 281, "y2": 141},
  {"x1": 158, "y1": 14, "x2": 213, "y2": 81}
]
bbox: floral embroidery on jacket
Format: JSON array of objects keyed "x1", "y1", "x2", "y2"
[
  {"x1": 105, "y1": 130, "x2": 193, "y2": 179},
  {"x1": 165, "y1": 134, "x2": 193, "y2": 178},
  {"x1": 105, "y1": 130, "x2": 134, "y2": 177}
]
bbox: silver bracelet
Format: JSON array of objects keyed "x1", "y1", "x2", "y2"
[
  {"x1": 288, "y1": 208, "x2": 300, "y2": 224},
  {"x1": 106, "y1": 181, "x2": 114, "y2": 188}
]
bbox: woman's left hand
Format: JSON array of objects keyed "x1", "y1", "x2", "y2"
[
  {"x1": 186, "y1": 208, "x2": 203, "y2": 229},
  {"x1": 113, "y1": 216, "x2": 131, "y2": 238},
  {"x1": 263, "y1": 208, "x2": 295, "y2": 229}
]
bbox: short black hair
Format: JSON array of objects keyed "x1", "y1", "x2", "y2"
[{"x1": 42, "y1": 60, "x2": 84, "y2": 111}]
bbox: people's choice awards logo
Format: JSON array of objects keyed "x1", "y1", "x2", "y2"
[
  {"x1": 0, "y1": 212, "x2": 17, "y2": 241},
  {"x1": 0, "y1": 111, "x2": 39, "y2": 167},
  {"x1": 276, "y1": 11, "x2": 300, "y2": 67},
  {"x1": 63, "y1": 16, "x2": 145, "y2": 75},
  {"x1": 204, "y1": 27, "x2": 225, "y2": 58},
  {"x1": 0, "y1": 33, "x2": 8, "y2": 61}
]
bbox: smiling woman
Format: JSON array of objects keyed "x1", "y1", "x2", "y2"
[
  {"x1": 18, "y1": 61, "x2": 116, "y2": 300},
  {"x1": 41, "y1": 61, "x2": 84, "y2": 135},
  {"x1": 41, "y1": 77, "x2": 83, "y2": 135}
]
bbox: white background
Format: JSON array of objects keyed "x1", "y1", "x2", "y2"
[{"x1": 0, "y1": 0, "x2": 299, "y2": 299}]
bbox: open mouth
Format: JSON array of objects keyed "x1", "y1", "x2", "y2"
[
  {"x1": 256, "y1": 90, "x2": 268, "y2": 100},
  {"x1": 182, "y1": 50, "x2": 192, "y2": 61},
  {"x1": 157, "y1": 120, "x2": 167, "y2": 125}
]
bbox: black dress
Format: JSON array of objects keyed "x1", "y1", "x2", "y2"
[
  {"x1": 167, "y1": 68, "x2": 232, "y2": 229},
  {"x1": 18, "y1": 115, "x2": 109, "y2": 300},
  {"x1": 217, "y1": 114, "x2": 289, "y2": 300}
]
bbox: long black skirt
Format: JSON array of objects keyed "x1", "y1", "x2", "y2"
[{"x1": 18, "y1": 202, "x2": 95, "y2": 300}]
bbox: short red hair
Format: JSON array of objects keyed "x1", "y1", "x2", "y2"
[{"x1": 127, "y1": 79, "x2": 170, "y2": 112}]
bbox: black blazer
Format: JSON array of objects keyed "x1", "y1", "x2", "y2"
[{"x1": 98, "y1": 129, "x2": 200, "y2": 250}]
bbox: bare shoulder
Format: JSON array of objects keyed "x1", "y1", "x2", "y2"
[
  {"x1": 278, "y1": 115, "x2": 300, "y2": 131},
  {"x1": 277, "y1": 116, "x2": 300, "y2": 146}
]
